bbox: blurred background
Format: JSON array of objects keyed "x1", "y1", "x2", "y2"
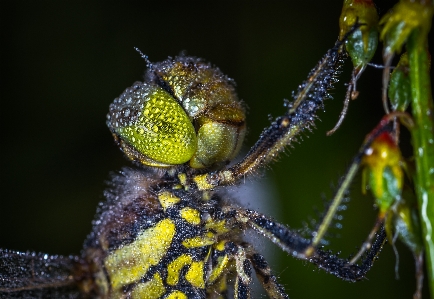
[{"x1": 1, "y1": 1, "x2": 430, "y2": 298}]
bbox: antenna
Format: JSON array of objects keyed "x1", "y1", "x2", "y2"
[{"x1": 134, "y1": 47, "x2": 153, "y2": 70}]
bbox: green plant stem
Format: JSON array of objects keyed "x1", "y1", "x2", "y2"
[{"x1": 408, "y1": 29, "x2": 434, "y2": 296}]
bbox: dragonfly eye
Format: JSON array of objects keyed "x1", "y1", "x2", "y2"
[
  {"x1": 107, "y1": 83, "x2": 198, "y2": 167},
  {"x1": 107, "y1": 56, "x2": 246, "y2": 169}
]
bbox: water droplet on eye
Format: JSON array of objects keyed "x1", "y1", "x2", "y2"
[{"x1": 365, "y1": 147, "x2": 373, "y2": 155}]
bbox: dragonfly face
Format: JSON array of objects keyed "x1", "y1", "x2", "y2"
[
  {"x1": 107, "y1": 56, "x2": 246, "y2": 169},
  {"x1": 0, "y1": 38, "x2": 387, "y2": 299}
]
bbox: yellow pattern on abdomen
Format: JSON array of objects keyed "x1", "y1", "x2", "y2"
[{"x1": 104, "y1": 218, "x2": 176, "y2": 290}]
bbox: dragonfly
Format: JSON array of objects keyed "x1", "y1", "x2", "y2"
[{"x1": 0, "y1": 21, "x2": 391, "y2": 298}]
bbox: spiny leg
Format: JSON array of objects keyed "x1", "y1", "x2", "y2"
[
  {"x1": 231, "y1": 208, "x2": 387, "y2": 282},
  {"x1": 224, "y1": 242, "x2": 252, "y2": 299},
  {"x1": 309, "y1": 226, "x2": 387, "y2": 282},
  {"x1": 207, "y1": 240, "x2": 288, "y2": 299},
  {"x1": 190, "y1": 24, "x2": 365, "y2": 192},
  {"x1": 349, "y1": 217, "x2": 384, "y2": 264},
  {"x1": 241, "y1": 244, "x2": 288, "y2": 299},
  {"x1": 216, "y1": 117, "x2": 398, "y2": 283},
  {"x1": 192, "y1": 36, "x2": 347, "y2": 191}
]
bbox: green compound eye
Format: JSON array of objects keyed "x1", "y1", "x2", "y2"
[
  {"x1": 108, "y1": 83, "x2": 197, "y2": 167},
  {"x1": 108, "y1": 56, "x2": 246, "y2": 169}
]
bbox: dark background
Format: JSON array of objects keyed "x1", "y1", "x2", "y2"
[{"x1": 1, "y1": 1, "x2": 430, "y2": 298}]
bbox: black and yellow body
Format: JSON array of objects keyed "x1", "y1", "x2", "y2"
[
  {"x1": 81, "y1": 168, "x2": 280, "y2": 299},
  {"x1": 0, "y1": 36, "x2": 387, "y2": 299}
]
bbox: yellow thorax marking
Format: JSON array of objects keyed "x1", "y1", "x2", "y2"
[
  {"x1": 215, "y1": 240, "x2": 226, "y2": 252},
  {"x1": 167, "y1": 254, "x2": 193, "y2": 286},
  {"x1": 166, "y1": 255, "x2": 205, "y2": 289},
  {"x1": 131, "y1": 273, "x2": 165, "y2": 299},
  {"x1": 180, "y1": 207, "x2": 201, "y2": 225},
  {"x1": 182, "y1": 232, "x2": 216, "y2": 248},
  {"x1": 158, "y1": 191, "x2": 181, "y2": 211},
  {"x1": 104, "y1": 218, "x2": 176, "y2": 290},
  {"x1": 166, "y1": 290, "x2": 188, "y2": 299},
  {"x1": 185, "y1": 261, "x2": 205, "y2": 288},
  {"x1": 193, "y1": 174, "x2": 214, "y2": 191},
  {"x1": 204, "y1": 219, "x2": 230, "y2": 234}
]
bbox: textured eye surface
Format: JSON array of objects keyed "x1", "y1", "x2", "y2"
[{"x1": 107, "y1": 82, "x2": 197, "y2": 166}]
